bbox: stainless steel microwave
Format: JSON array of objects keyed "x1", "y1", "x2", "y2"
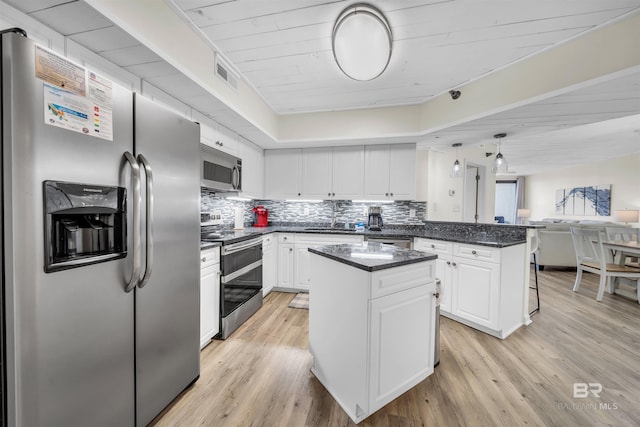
[{"x1": 200, "y1": 144, "x2": 242, "y2": 192}]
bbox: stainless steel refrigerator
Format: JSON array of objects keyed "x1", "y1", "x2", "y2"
[{"x1": 0, "y1": 29, "x2": 200, "y2": 426}]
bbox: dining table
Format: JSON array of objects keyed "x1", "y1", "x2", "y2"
[{"x1": 602, "y1": 240, "x2": 640, "y2": 301}]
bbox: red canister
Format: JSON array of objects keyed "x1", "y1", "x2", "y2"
[{"x1": 252, "y1": 206, "x2": 269, "y2": 227}]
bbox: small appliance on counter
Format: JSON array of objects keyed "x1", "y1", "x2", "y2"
[
  {"x1": 367, "y1": 206, "x2": 383, "y2": 231},
  {"x1": 234, "y1": 206, "x2": 244, "y2": 230},
  {"x1": 252, "y1": 206, "x2": 269, "y2": 227}
]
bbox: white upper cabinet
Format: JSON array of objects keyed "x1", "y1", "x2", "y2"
[
  {"x1": 210, "y1": 124, "x2": 239, "y2": 155},
  {"x1": 265, "y1": 144, "x2": 413, "y2": 200},
  {"x1": 302, "y1": 147, "x2": 333, "y2": 199},
  {"x1": 238, "y1": 137, "x2": 264, "y2": 199},
  {"x1": 300, "y1": 146, "x2": 365, "y2": 200},
  {"x1": 332, "y1": 146, "x2": 365, "y2": 199},
  {"x1": 264, "y1": 149, "x2": 302, "y2": 199},
  {"x1": 364, "y1": 144, "x2": 416, "y2": 200}
]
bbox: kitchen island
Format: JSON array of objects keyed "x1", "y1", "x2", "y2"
[{"x1": 308, "y1": 242, "x2": 437, "y2": 424}]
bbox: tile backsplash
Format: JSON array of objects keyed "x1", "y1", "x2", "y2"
[{"x1": 201, "y1": 189, "x2": 427, "y2": 227}]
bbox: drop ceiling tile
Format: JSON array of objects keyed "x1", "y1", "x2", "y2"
[
  {"x1": 29, "y1": 1, "x2": 113, "y2": 35},
  {"x1": 69, "y1": 25, "x2": 140, "y2": 53},
  {"x1": 99, "y1": 45, "x2": 163, "y2": 67}
]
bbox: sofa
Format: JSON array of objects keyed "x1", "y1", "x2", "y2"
[{"x1": 530, "y1": 219, "x2": 632, "y2": 269}]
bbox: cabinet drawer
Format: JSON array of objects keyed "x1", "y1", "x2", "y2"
[
  {"x1": 454, "y1": 243, "x2": 500, "y2": 263},
  {"x1": 200, "y1": 247, "x2": 220, "y2": 269},
  {"x1": 370, "y1": 262, "x2": 435, "y2": 299},
  {"x1": 414, "y1": 238, "x2": 452, "y2": 255},
  {"x1": 263, "y1": 234, "x2": 274, "y2": 247},
  {"x1": 278, "y1": 233, "x2": 295, "y2": 244}
]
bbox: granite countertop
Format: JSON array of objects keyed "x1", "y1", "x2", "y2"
[
  {"x1": 200, "y1": 241, "x2": 222, "y2": 250},
  {"x1": 201, "y1": 223, "x2": 527, "y2": 248},
  {"x1": 308, "y1": 242, "x2": 438, "y2": 272}
]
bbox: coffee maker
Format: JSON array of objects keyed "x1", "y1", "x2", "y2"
[{"x1": 367, "y1": 206, "x2": 383, "y2": 231}]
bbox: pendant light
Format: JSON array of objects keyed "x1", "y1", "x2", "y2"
[
  {"x1": 450, "y1": 143, "x2": 463, "y2": 178},
  {"x1": 492, "y1": 133, "x2": 508, "y2": 174},
  {"x1": 332, "y1": 4, "x2": 393, "y2": 81}
]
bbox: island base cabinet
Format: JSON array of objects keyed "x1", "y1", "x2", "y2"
[
  {"x1": 369, "y1": 285, "x2": 435, "y2": 412},
  {"x1": 309, "y1": 253, "x2": 436, "y2": 423}
]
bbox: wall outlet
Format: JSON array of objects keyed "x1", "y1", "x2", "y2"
[
  {"x1": 409, "y1": 209, "x2": 416, "y2": 217},
  {"x1": 303, "y1": 206, "x2": 310, "y2": 215},
  {"x1": 362, "y1": 206, "x2": 368, "y2": 215}
]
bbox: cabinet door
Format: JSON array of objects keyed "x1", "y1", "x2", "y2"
[
  {"x1": 302, "y1": 147, "x2": 332, "y2": 199},
  {"x1": 452, "y1": 257, "x2": 500, "y2": 330},
  {"x1": 238, "y1": 138, "x2": 264, "y2": 199},
  {"x1": 200, "y1": 263, "x2": 220, "y2": 348},
  {"x1": 388, "y1": 144, "x2": 416, "y2": 200},
  {"x1": 262, "y1": 236, "x2": 276, "y2": 296},
  {"x1": 332, "y1": 146, "x2": 365, "y2": 199},
  {"x1": 369, "y1": 283, "x2": 435, "y2": 411},
  {"x1": 363, "y1": 145, "x2": 390, "y2": 198},
  {"x1": 265, "y1": 149, "x2": 302, "y2": 199},
  {"x1": 435, "y1": 257, "x2": 453, "y2": 313},
  {"x1": 278, "y1": 244, "x2": 295, "y2": 287},
  {"x1": 294, "y1": 245, "x2": 311, "y2": 290}
]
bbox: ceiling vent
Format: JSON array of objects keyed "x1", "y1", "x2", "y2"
[{"x1": 215, "y1": 53, "x2": 238, "y2": 91}]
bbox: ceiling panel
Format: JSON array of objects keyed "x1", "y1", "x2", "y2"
[
  {"x1": 4, "y1": 0, "x2": 640, "y2": 174},
  {"x1": 99, "y1": 44, "x2": 164, "y2": 68},
  {"x1": 28, "y1": 1, "x2": 112, "y2": 35},
  {"x1": 69, "y1": 25, "x2": 140, "y2": 53}
]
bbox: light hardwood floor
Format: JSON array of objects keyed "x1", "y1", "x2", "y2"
[{"x1": 152, "y1": 269, "x2": 640, "y2": 426}]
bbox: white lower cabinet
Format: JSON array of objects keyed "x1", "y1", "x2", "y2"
[
  {"x1": 277, "y1": 234, "x2": 295, "y2": 288},
  {"x1": 294, "y1": 234, "x2": 364, "y2": 291},
  {"x1": 200, "y1": 247, "x2": 220, "y2": 349},
  {"x1": 309, "y1": 254, "x2": 436, "y2": 423},
  {"x1": 262, "y1": 234, "x2": 276, "y2": 296},
  {"x1": 413, "y1": 237, "x2": 525, "y2": 339},
  {"x1": 452, "y1": 256, "x2": 500, "y2": 330},
  {"x1": 369, "y1": 283, "x2": 434, "y2": 410},
  {"x1": 275, "y1": 233, "x2": 364, "y2": 291}
]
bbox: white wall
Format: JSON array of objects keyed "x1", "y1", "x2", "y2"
[
  {"x1": 421, "y1": 145, "x2": 497, "y2": 222},
  {"x1": 524, "y1": 154, "x2": 640, "y2": 221}
]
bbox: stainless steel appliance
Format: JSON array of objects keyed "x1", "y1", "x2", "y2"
[
  {"x1": 219, "y1": 237, "x2": 263, "y2": 339},
  {"x1": 200, "y1": 143, "x2": 242, "y2": 192},
  {"x1": 1, "y1": 30, "x2": 200, "y2": 426},
  {"x1": 367, "y1": 206, "x2": 384, "y2": 231}
]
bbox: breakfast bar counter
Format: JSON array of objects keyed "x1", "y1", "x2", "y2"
[{"x1": 308, "y1": 242, "x2": 437, "y2": 423}]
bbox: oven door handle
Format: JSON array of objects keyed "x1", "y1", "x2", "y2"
[
  {"x1": 222, "y1": 238, "x2": 262, "y2": 255},
  {"x1": 221, "y1": 260, "x2": 262, "y2": 283}
]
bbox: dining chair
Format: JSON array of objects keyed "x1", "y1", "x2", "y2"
[{"x1": 570, "y1": 227, "x2": 640, "y2": 301}]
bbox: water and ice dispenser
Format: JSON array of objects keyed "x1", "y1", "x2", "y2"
[{"x1": 43, "y1": 180, "x2": 127, "y2": 272}]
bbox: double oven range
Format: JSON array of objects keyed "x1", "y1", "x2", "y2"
[{"x1": 202, "y1": 231, "x2": 263, "y2": 339}]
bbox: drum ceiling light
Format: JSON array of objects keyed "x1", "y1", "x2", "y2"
[{"x1": 332, "y1": 4, "x2": 393, "y2": 81}]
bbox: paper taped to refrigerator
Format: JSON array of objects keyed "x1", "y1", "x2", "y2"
[{"x1": 44, "y1": 82, "x2": 113, "y2": 141}]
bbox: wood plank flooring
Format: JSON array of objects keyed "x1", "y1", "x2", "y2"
[{"x1": 151, "y1": 269, "x2": 640, "y2": 426}]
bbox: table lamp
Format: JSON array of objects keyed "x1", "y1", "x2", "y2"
[
  {"x1": 613, "y1": 209, "x2": 639, "y2": 224},
  {"x1": 517, "y1": 208, "x2": 531, "y2": 225}
]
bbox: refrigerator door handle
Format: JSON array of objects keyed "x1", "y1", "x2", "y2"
[
  {"x1": 137, "y1": 153, "x2": 154, "y2": 289},
  {"x1": 124, "y1": 151, "x2": 141, "y2": 293}
]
